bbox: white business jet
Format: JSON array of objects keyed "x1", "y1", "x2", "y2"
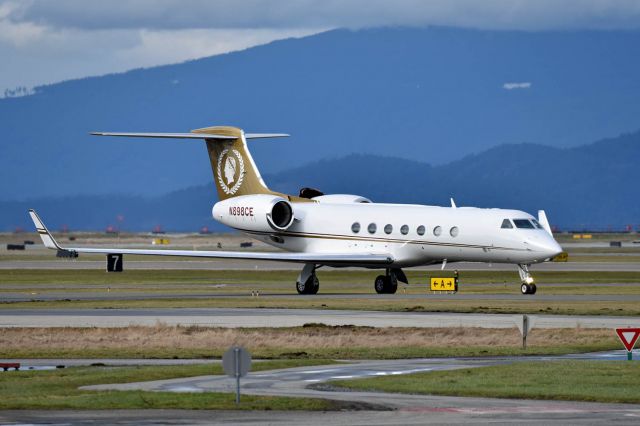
[{"x1": 29, "y1": 125, "x2": 563, "y2": 296}]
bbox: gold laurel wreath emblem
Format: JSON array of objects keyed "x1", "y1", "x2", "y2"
[{"x1": 217, "y1": 148, "x2": 245, "y2": 195}]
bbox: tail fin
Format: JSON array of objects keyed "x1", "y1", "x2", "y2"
[
  {"x1": 192, "y1": 126, "x2": 282, "y2": 201},
  {"x1": 91, "y1": 125, "x2": 297, "y2": 201}
]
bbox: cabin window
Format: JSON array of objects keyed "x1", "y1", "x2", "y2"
[
  {"x1": 531, "y1": 219, "x2": 544, "y2": 229},
  {"x1": 400, "y1": 225, "x2": 409, "y2": 235},
  {"x1": 351, "y1": 222, "x2": 361, "y2": 233},
  {"x1": 450, "y1": 226, "x2": 459, "y2": 237},
  {"x1": 433, "y1": 226, "x2": 442, "y2": 236},
  {"x1": 513, "y1": 219, "x2": 535, "y2": 229},
  {"x1": 417, "y1": 225, "x2": 425, "y2": 236},
  {"x1": 384, "y1": 224, "x2": 393, "y2": 234},
  {"x1": 368, "y1": 223, "x2": 377, "y2": 234},
  {"x1": 501, "y1": 219, "x2": 513, "y2": 229}
]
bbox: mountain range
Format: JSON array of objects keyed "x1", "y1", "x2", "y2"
[
  {"x1": 3, "y1": 129, "x2": 638, "y2": 232},
  {"x1": 2, "y1": 26, "x2": 640, "y2": 201}
]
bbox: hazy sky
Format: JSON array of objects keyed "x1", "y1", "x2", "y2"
[{"x1": 2, "y1": 0, "x2": 640, "y2": 93}]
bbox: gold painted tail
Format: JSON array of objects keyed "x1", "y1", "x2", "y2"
[{"x1": 192, "y1": 126, "x2": 283, "y2": 201}]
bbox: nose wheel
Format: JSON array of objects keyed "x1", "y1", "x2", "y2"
[
  {"x1": 518, "y1": 264, "x2": 537, "y2": 295},
  {"x1": 521, "y1": 282, "x2": 537, "y2": 295}
]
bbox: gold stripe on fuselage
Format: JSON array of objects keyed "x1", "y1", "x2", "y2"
[{"x1": 240, "y1": 228, "x2": 525, "y2": 252}]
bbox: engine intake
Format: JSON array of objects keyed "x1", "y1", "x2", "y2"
[
  {"x1": 212, "y1": 194, "x2": 295, "y2": 232},
  {"x1": 268, "y1": 200, "x2": 294, "y2": 230}
]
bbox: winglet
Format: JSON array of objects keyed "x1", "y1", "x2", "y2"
[
  {"x1": 450, "y1": 198, "x2": 457, "y2": 208},
  {"x1": 28, "y1": 209, "x2": 63, "y2": 250},
  {"x1": 537, "y1": 210, "x2": 553, "y2": 236}
]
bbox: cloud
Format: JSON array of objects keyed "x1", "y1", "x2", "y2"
[
  {"x1": 503, "y1": 82, "x2": 532, "y2": 90},
  {"x1": 0, "y1": 6, "x2": 319, "y2": 93},
  {"x1": 1, "y1": 0, "x2": 640, "y2": 93},
  {"x1": 6, "y1": 0, "x2": 640, "y2": 31}
]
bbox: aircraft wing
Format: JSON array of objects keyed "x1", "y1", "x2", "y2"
[{"x1": 28, "y1": 210, "x2": 393, "y2": 266}]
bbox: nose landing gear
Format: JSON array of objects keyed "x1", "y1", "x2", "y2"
[{"x1": 518, "y1": 264, "x2": 537, "y2": 295}]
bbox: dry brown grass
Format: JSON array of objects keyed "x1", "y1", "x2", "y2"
[{"x1": 0, "y1": 324, "x2": 616, "y2": 354}]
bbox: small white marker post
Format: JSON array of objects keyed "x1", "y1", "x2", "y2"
[
  {"x1": 516, "y1": 315, "x2": 534, "y2": 349},
  {"x1": 222, "y1": 346, "x2": 251, "y2": 404}
]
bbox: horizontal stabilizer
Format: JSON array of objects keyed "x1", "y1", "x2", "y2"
[
  {"x1": 245, "y1": 133, "x2": 290, "y2": 139},
  {"x1": 90, "y1": 132, "x2": 289, "y2": 140}
]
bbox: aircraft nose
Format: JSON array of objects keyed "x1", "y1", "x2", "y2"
[
  {"x1": 538, "y1": 238, "x2": 563, "y2": 259},
  {"x1": 526, "y1": 235, "x2": 563, "y2": 259}
]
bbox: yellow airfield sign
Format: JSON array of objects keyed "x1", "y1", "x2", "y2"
[
  {"x1": 430, "y1": 277, "x2": 457, "y2": 292},
  {"x1": 552, "y1": 251, "x2": 569, "y2": 262}
]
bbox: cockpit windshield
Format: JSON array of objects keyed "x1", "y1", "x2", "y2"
[
  {"x1": 530, "y1": 219, "x2": 544, "y2": 229},
  {"x1": 513, "y1": 219, "x2": 535, "y2": 229},
  {"x1": 501, "y1": 219, "x2": 514, "y2": 229}
]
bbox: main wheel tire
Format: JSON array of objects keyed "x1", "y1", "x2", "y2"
[
  {"x1": 374, "y1": 275, "x2": 387, "y2": 294},
  {"x1": 309, "y1": 275, "x2": 320, "y2": 295},
  {"x1": 530, "y1": 283, "x2": 537, "y2": 295},
  {"x1": 387, "y1": 274, "x2": 398, "y2": 294},
  {"x1": 521, "y1": 283, "x2": 530, "y2": 295},
  {"x1": 297, "y1": 275, "x2": 319, "y2": 295}
]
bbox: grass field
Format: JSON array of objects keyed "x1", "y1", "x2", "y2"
[
  {"x1": 0, "y1": 325, "x2": 619, "y2": 359},
  {"x1": 331, "y1": 360, "x2": 640, "y2": 404},
  {"x1": 3, "y1": 269, "x2": 640, "y2": 289},
  {"x1": 0, "y1": 360, "x2": 342, "y2": 410},
  {"x1": 1, "y1": 269, "x2": 640, "y2": 315}
]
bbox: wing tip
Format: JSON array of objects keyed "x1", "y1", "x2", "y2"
[{"x1": 27, "y1": 209, "x2": 62, "y2": 250}]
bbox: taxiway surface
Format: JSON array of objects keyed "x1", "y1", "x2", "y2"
[
  {"x1": 2, "y1": 308, "x2": 639, "y2": 328},
  {"x1": 2, "y1": 259, "x2": 640, "y2": 271},
  {"x1": 2, "y1": 288, "x2": 640, "y2": 302}
]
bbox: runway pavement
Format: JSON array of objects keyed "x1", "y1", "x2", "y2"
[
  {"x1": 2, "y1": 307, "x2": 639, "y2": 328},
  {"x1": 2, "y1": 259, "x2": 640, "y2": 271},
  {"x1": 74, "y1": 350, "x2": 640, "y2": 424},
  {"x1": 2, "y1": 288, "x2": 640, "y2": 302},
  {"x1": 2, "y1": 406, "x2": 640, "y2": 426}
]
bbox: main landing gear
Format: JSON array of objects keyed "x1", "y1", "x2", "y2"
[
  {"x1": 518, "y1": 264, "x2": 537, "y2": 295},
  {"x1": 296, "y1": 263, "x2": 319, "y2": 295},
  {"x1": 374, "y1": 269, "x2": 400, "y2": 294},
  {"x1": 295, "y1": 265, "x2": 408, "y2": 296}
]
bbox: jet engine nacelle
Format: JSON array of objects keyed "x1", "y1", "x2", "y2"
[{"x1": 212, "y1": 194, "x2": 295, "y2": 232}]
